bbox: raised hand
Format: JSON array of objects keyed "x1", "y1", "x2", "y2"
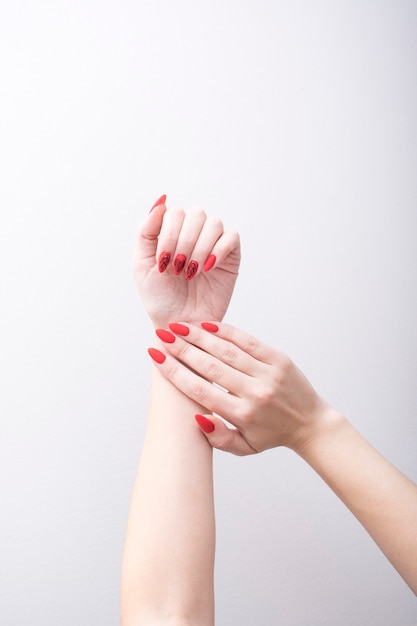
[{"x1": 133, "y1": 196, "x2": 241, "y2": 328}]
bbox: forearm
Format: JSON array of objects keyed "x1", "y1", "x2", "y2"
[
  {"x1": 121, "y1": 363, "x2": 215, "y2": 625},
  {"x1": 297, "y1": 409, "x2": 417, "y2": 595}
]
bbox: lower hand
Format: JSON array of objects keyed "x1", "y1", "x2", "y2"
[{"x1": 147, "y1": 322, "x2": 336, "y2": 455}]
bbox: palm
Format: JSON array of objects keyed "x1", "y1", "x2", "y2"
[{"x1": 135, "y1": 252, "x2": 240, "y2": 328}]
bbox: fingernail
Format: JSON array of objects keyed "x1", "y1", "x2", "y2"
[
  {"x1": 149, "y1": 194, "x2": 166, "y2": 213},
  {"x1": 195, "y1": 414, "x2": 215, "y2": 433},
  {"x1": 148, "y1": 347, "x2": 166, "y2": 364},
  {"x1": 173, "y1": 254, "x2": 186, "y2": 275},
  {"x1": 185, "y1": 260, "x2": 198, "y2": 281},
  {"x1": 158, "y1": 251, "x2": 171, "y2": 273},
  {"x1": 155, "y1": 328, "x2": 176, "y2": 343},
  {"x1": 169, "y1": 323, "x2": 190, "y2": 336},
  {"x1": 201, "y1": 322, "x2": 219, "y2": 333},
  {"x1": 203, "y1": 254, "x2": 216, "y2": 272}
]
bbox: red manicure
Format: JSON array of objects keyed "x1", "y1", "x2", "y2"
[
  {"x1": 158, "y1": 251, "x2": 171, "y2": 273},
  {"x1": 185, "y1": 260, "x2": 198, "y2": 281},
  {"x1": 148, "y1": 348, "x2": 166, "y2": 364},
  {"x1": 174, "y1": 254, "x2": 186, "y2": 275},
  {"x1": 156, "y1": 328, "x2": 176, "y2": 343},
  {"x1": 195, "y1": 414, "x2": 215, "y2": 433},
  {"x1": 203, "y1": 254, "x2": 216, "y2": 272},
  {"x1": 201, "y1": 322, "x2": 219, "y2": 333},
  {"x1": 169, "y1": 323, "x2": 190, "y2": 336},
  {"x1": 149, "y1": 194, "x2": 166, "y2": 213}
]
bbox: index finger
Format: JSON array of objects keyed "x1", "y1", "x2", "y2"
[{"x1": 168, "y1": 322, "x2": 276, "y2": 373}]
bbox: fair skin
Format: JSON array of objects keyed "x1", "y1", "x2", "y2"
[
  {"x1": 150, "y1": 321, "x2": 417, "y2": 596},
  {"x1": 120, "y1": 197, "x2": 240, "y2": 625}
]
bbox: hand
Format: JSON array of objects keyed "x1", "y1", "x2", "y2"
[
  {"x1": 133, "y1": 197, "x2": 240, "y2": 327},
  {"x1": 147, "y1": 322, "x2": 336, "y2": 455},
  {"x1": 147, "y1": 322, "x2": 417, "y2": 597}
]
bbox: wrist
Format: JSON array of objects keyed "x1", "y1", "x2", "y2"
[{"x1": 291, "y1": 401, "x2": 346, "y2": 459}]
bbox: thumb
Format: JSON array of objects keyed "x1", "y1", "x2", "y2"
[
  {"x1": 194, "y1": 414, "x2": 256, "y2": 456},
  {"x1": 134, "y1": 197, "x2": 167, "y2": 264}
]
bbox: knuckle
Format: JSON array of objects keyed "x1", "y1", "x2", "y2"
[
  {"x1": 208, "y1": 216, "x2": 223, "y2": 231},
  {"x1": 221, "y1": 347, "x2": 238, "y2": 364},
  {"x1": 240, "y1": 403, "x2": 254, "y2": 424},
  {"x1": 273, "y1": 354, "x2": 293, "y2": 385},
  {"x1": 190, "y1": 382, "x2": 207, "y2": 404},
  {"x1": 215, "y1": 430, "x2": 234, "y2": 451},
  {"x1": 206, "y1": 360, "x2": 223, "y2": 381},
  {"x1": 165, "y1": 359, "x2": 181, "y2": 380},
  {"x1": 252, "y1": 383, "x2": 274, "y2": 405},
  {"x1": 187, "y1": 207, "x2": 207, "y2": 221},
  {"x1": 246, "y1": 336, "x2": 261, "y2": 353},
  {"x1": 169, "y1": 207, "x2": 185, "y2": 221},
  {"x1": 177, "y1": 342, "x2": 192, "y2": 360}
]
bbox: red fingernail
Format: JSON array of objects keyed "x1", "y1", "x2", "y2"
[
  {"x1": 203, "y1": 254, "x2": 216, "y2": 272},
  {"x1": 169, "y1": 323, "x2": 190, "y2": 336},
  {"x1": 195, "y1": 414, "x2": 215, "y2": 433},
  {"x1": 148, "y1": 348, "x2": 166, "y2": 364},
  {"x1": 185, "y1": 260, "x2": 198, "y2": 281},
  {"x1": 149, "y1": 194, "x2": 166, "y2": 213},
  {"x1": 158, "y1": 251, "x2": 171, "y2": 273},
  {"x1": 201, "y1": 322, "x2": 219, "y2": 333},
  {"x1": 156, "y1": 328, "x2": 176, "y2": 343},
  {"x1": 173, "y1": 254, "x2": 186, "y2": 275}
]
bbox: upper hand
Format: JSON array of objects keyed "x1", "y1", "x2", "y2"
[
  {"x1": 133, "y1": 197, "x2": 241, "y2": 327},
  {"x1": 147, "y1": 321, "x2": 335, "y2": 455}
]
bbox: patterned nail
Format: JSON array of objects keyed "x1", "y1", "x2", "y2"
[
  {"x1": 203, "y1": 254, "x2": 216, "y2": 272},
  {"x1": 148, "y1": 348, "x2": 166, "y2": 364},
  {"x1": 169, "y1": 323, "x2": 190, "y2": 336},
  {"x1": 156, "y1": 328, "x2": 176, "y2": 343},
  {"x1": 149, "y1": 194, "x2": 166, "y2": 213},
  {"x1": 158, "y1": 251, "x2": 171, "y2": 273},
  {"x1": 174, "y1": 254, "x2": 186, "y2": 275},
  {"x1": 195, "y1": 414, "x2": 215, "y2": 433},
  {"x1": 185, "y1": 260, "x2": 198, "y2": 281}
]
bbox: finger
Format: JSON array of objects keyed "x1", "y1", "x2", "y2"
[
  {"x1": 179, "y1": 215, "x2": 224, "y2": 280},
  {"x1": 147, "y1": 347, "x2": 240, "y2": 424},
  {"x1": 194, "y1": 414, "x2": 257, "y2": 456},
  {"x1": 165, "y1": 323, "x2": 268, "y2": 380},
  {"x1": 155, "y1": 207, "x2": 186, "y2": 273},
  {"x1": 203, "y1": 229, "x2": 241, "y2": 273},
  {"x1": 133, "y1": 196, "x2": 167, "y2": 266},
  {"x1": 200, "y1": 322, "x2": 278, "y2": 365},
  {"x1": 171, "y1": 207, "x2": 208, "y2": 276},
  {"x1": 168, "y1": 208, "x2": 209, "y2": 278},
  {"x1": 155, "y1": 327, "x2": 253, "y2": 396}
]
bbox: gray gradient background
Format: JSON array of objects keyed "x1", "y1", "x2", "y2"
[{"x1": 1, "y1": 1, "x2": 416, "y2": 624}]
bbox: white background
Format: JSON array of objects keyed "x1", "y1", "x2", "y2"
[{"x1": 1, "y1": 1, "x2": 416, "y2": 624}]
